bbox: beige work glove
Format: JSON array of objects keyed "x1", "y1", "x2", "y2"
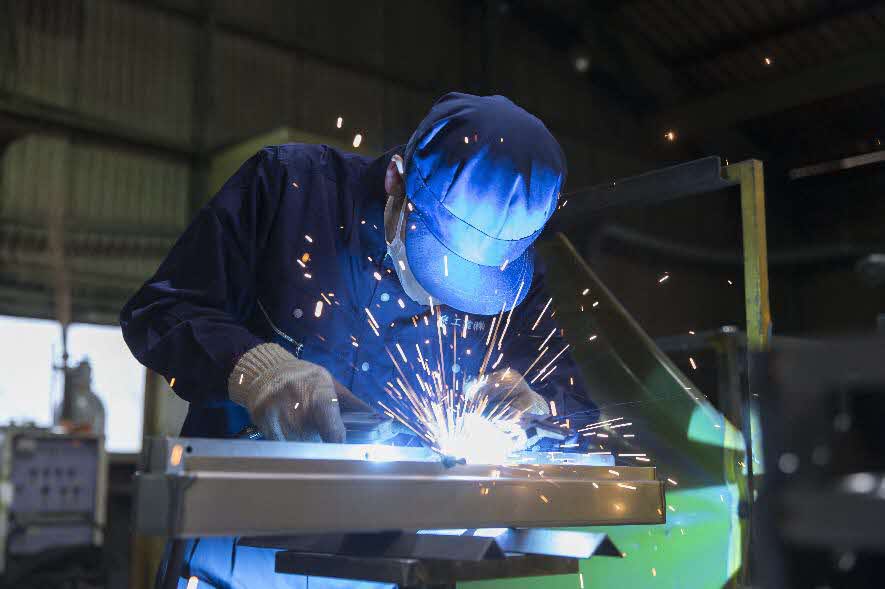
[
  {"x1": 473, "y1": 369, "x2": 551, "y2": 416},
  {"x1": 228, "y1": 343, "x2": 369, "y2": 442}
]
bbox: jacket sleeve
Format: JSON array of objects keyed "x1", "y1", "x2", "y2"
[{"x1": 120, "y1": 147, "x2": 285, "y2": 404}]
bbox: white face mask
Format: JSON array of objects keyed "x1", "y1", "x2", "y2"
[{"x1": 385, "y1": 195, "x2": 433, "y2": 306}]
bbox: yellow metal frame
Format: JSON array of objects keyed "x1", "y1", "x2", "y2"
[
  {"x1": 724, "y1": 160, "x2": 771, "y2": 352},
  {"x1": 722, "y1": 159, "x2": 770, "y2": 588}
]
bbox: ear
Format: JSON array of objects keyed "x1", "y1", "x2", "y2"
[{"x1": 385, "y1": 154, "x2": 405, "y2": 197}]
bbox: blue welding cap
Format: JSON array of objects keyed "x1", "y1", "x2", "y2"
[{"x1": 403, "y1": 93, "x2": 566, "y2": 315}]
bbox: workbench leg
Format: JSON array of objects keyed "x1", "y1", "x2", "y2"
[{"x1": 160, "y1": 539, "x2": 186, "y2": 589}]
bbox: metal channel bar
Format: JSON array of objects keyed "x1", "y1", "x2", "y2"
[
  {"x1": 551, "y1": 156, "x2": 737, "y2": 225},
  {"x1": 135, "y1": 446, "x2": 664, "y2": 537}
]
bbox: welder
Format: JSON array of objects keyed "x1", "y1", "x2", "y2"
[{"x1": 121, "y1": 93, "x2": 582, "y2": 588}]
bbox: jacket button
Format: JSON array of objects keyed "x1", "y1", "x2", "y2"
[
  {"x1": 361, "y1": 362, "x2": 370, "y2": 372},
  {"x1": 293, "y1": 308, "x2": 303, "y2": 318},
  {"x1": 380, "y1": 293, "x2": 390, "y2": 302}
]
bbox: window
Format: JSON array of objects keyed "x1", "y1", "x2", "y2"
[{"x1": 0, "y1": 316, "x2": 144, "y2": 453}]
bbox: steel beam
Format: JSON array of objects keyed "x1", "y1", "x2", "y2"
[
  {"x1": 135, "y1": 437, "x2": 665, "y2": 538},
  {"x1": 655, "y1": 47, "x2": 885, "y2": 136}
]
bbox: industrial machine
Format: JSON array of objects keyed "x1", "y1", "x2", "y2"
[{"x1": 0, "y1": 426, "x2": 106, "y2": 582}]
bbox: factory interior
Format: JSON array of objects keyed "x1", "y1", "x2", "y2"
[{"x1": 1, "y1": 1, "x2": 884, "y2": 588}]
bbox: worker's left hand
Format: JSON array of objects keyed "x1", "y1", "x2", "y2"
[{"x1": 470, "y1": 369, "x2": 550, "y2": 416}]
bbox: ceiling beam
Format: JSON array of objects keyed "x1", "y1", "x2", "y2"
[
  {"x1": 668, "y1": 0, "x2": 883, "y2": 69},
  {"x1": 654, "y1": 47, "x2": 885, "y2": 138},
  {"x1": 584, "y1": 7, "x2": 769, "y2": 161}
]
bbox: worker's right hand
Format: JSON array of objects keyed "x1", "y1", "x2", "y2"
[{"x1": 228, "y1": 343, "x2": 357, "y2": 442}]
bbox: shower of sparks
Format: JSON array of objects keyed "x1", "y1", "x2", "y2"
[
  {"x1": 336, "y1": 116, "x2": 343, "y2": 128},
  {"x1": 581, "y1": 288, "x2": 590, "y2": 295},
  {"x1": 689, "y1": 357, "x2": 697, "y2": 370},
  {"x1": 314, "y1": 301, "x2": 324, "y2": 317},
  {"x1": 658, "y1": 273, "x2": 670, "y2": 283},
  {"x1": 169, "y1": 377, "x2": 176, "y2": 388},
  {"x1": 353, "y1": 134, "x2": 363, "y2": 148},
  {"x1": 531, "y1": 297, "x2": 553, "y2": 330},
  {"x1": 617, "y1": 483, "x2": 637, "y2": 490},
  {"x1": 667, "y1": 478, "x2": 678, "y2": 486},
  {"x1": 305, "y1": 234, "x2": 313, "y2": 243},
  {"x1": 373, "y1": 271, "x2": 382, "y2": 281},
  {"x1": 372, "y1": 280, "x2": 586, "y2": 464}
]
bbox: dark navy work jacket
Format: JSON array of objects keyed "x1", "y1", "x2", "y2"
[{"x1": 120, "y1": 144, "x2": 588, "y2": 439}]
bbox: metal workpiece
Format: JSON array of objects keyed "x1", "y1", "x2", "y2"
[{"x1": 135, "y1": 437, "x2": 665, "y2": 538}]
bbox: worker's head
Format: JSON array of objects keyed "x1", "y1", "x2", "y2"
[{"x1": 384, "y1": 92, "x2": 566, "y2": 315}]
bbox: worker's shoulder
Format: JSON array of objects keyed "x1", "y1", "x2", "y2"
[{"x1": 270, "y1": 143, "x2": 372, "y2": 181}]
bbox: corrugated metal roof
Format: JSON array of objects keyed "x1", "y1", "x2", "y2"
[
  {"x1": 0, "y1": 134, "x2": 188, "y2": 319},
  {"x1": 9, "y1": 0, "x2": 195, "y2": 147}
]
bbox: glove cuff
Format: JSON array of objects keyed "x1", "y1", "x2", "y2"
[{"x1": 228, "y1": 343, "x2": 299, "y2": 410}]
